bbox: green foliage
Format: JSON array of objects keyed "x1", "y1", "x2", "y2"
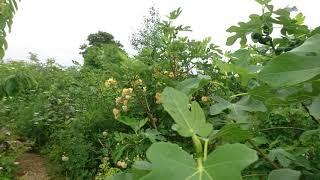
[
  {"x1": 210, "y1": 96, "x2": 267, "y2": 123},
  {"x1": 258, "y1": 34, "x2": 320, "y2": 87},
  {"x1": 0, "y1": 0, "x2": 19, "y2": 58},
  {"x1": 309, "y1": 96, "x2": 320, "y2": 119},
  {"x1": 0, "y1": 72, "x2": 37, "y2": 97},
  {"x1": 2, "y1": 2, "x2": 320, "y2": 180},
  {"x1": 80, "y1": 31, "x2": 126, "y2": 70},
  {"x1": 83, "y1": 43, "x2": 127, "y2": 69},
  {"x1": 117, "y1": 117, "x2": 148, "y2": 134},
  {"x1": 131, "y1": 5, "x2": 161, "y2": 52},
  {"x1": 209, "y1": 123, "x2": 252, "y2": 143}
]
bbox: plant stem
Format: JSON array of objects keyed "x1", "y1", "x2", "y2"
[
  {"x1": 136, "y1": 90, "x2": 157, "y2": 129},
  {"x1": 197, "y1": 158, "x2": 203, "y2": 169},
  {"x1": 247, "y1": 140, "x2": 280, "y2": 169},
  {"x1": 192, "y1": 135, "x2": 203, "y2": 157},
  {"x1": 230, "y1": 93, "x2": 249, "y2": 99},
  {"x1": 203, "y1": 139, "x2": 209, "y2": 161}
]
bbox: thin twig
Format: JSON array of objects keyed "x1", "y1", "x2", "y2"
[
  {"x1": 260, "y1": 127, "x2": 306, "y2": 132},
  {"x1": 247, "y1": 140, "x2": 280, "y2": 169}
]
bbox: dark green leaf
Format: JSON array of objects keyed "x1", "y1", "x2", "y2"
[
  {"x1": 268, "y1": 168, "x2": 301, "y2": 180},
  {"x1": 210, "y1": 123, "x2": 253, "y2": 142},
  {"x1": 176, "y1": 75, "x2": 211, "y2": 97},
  {"x1": 308, "y1": 96, "x2": 320, "y2": 119},
  {"x1": 259, "y1": 34, "x2": 320, "y2": 87}
]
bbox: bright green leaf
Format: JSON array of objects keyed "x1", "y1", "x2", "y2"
[
  {"x1": 141, "y1": 142, "x2": 258, "y2": 180},
  {"x1": 162, "y1": 87, "x2": 212, "y2": 137},
  {"x1": 117, "y1": 117, "x2": 148, "y2": 133}
]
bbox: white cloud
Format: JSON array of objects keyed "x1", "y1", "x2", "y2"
[{"x1": 4, "y1": 0, "x2": 320, "y2": 66}]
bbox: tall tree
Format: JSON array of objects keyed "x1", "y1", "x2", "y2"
[
  {"x1": 80, "y1": 31, "x2": 127, "y2": 70},
  {"x1": 130, "y1": 5, "x2": 161, "y2": 53}
]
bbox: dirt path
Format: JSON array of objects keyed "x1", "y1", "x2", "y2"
[{"x1": 16, "y1": 153, "x2": 49, "y2": 180}]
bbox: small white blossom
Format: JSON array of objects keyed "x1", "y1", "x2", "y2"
[{"x1": 62, "y1": 155, "x2": 69, "y2": 162}]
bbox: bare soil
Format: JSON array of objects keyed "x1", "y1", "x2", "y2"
[{"x1": 16, "y1": 153, "x2": 49, "y2": 180}]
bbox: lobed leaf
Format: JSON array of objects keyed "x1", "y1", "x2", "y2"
[
  {"x1": 141, "y1": 142, "x2": 258, "y2": 180},
  {"x1": 162, "y1": 87, "x2": 212, "y2": 137}
]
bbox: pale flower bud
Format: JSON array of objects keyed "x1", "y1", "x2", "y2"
[
  {"x1": 122, "y1": 105, "x2": 128, "y2": 112},
  {"x1": 142, "y1": 87, "x2": 147, "y2": 93},
  {"x1": 127, "y1": 88, "x2": 133, "y2": 94},
  {"x1": 122, "y1": 88, "x2": 133, "y2": 97},
  {"x1": 105, "y1": 78, "x2": 117, "y2": 87},
  {"x1": 201, "y1": 96, "x2": 209, "y2": 102},
  {"x1": 125, "y1": 95, "x2": 131, "y2": 100},
  {"x1": 155, "y1": 92, "x2": 161, "y2": 104},
  {"x1": 113, "y1": 108, "x2": 120, "y2": 119},
  {"x1": 169, "y1": 72, "x2": 175, "y2": 78},
  {"x1": 123, "y1": 99, "x2": 128, "y2": 106},
  {"x1": 115, "y1": 97, "x2": 121, "y2": 106},
  {"x1": 134, "y1": 79, "x2": 143, "y2": 85},
  {"x1": 116, "y1": 160, "x2": 127, "y2": 168}
]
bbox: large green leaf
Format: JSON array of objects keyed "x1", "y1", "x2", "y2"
[
  {"x1": 141, "y1": 142, "x2": 258, "y2": 180},
  {"x1": 308, "y1": 96, "x2": 320, "y2": 119},
  {"x1": 249, "y1": 81, "x2": 320, "y2": 106},
  {"x1": 176, "y1": 75, "x2": 211, "y2": 97},
  {"x1": 259, "y1": 34, "x2": 320, "y2": 87},
  {"x1": 268, "y1": 168, "x2": 301, "y2": 180},
  {"x1": 210, "y1": 96, "x2": 267, "y2": 122},
  {"x1": 162, "y1": 87, "x2": 212, "y2": 137},
  {"x1": 267, "y1": 148, "x2": 295, "y2": 167},
  {"x1": 210, "y1": 123, "x2": 253, "y2": 143}
]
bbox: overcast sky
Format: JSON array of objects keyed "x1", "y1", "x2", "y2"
[{"x1": 4, "y1": 0, "x2": 319, "y2": 66}]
